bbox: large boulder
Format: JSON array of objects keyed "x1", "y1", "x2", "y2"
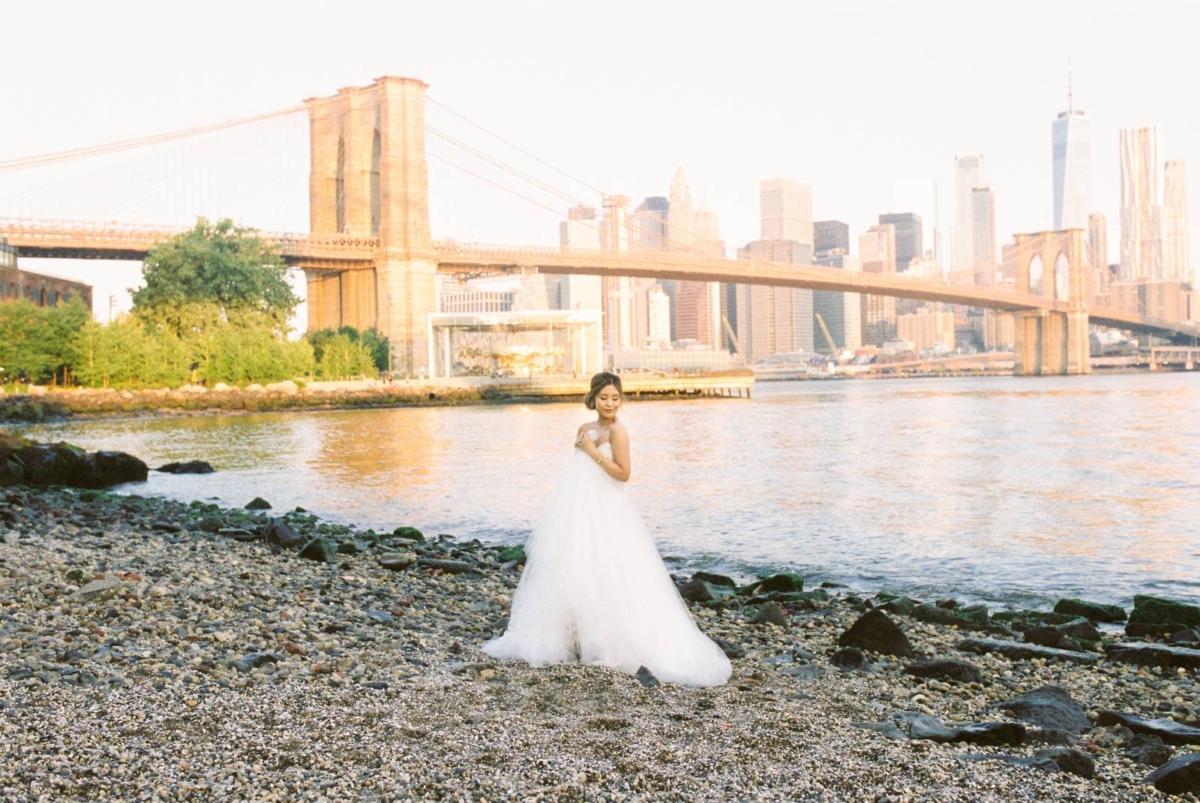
[
  {"x1": 76, "y1": 450, "x2": 149, "y2": 488},
  {"x1": 1127, "y1": 597, "x2": 1200, "y2": 637},
  {"x1": 1144, "y1": 754, "x2": 1200, "y2": 795},
  {"x1": 995, "y1": 686, "x2": 1091, "y2": 732},
  {"x1": 1053, "y1": 598, "x2": 1127, "y2": 623},
  {"x1": 157, "y1": 461, "x2": 215, "y2": 474},
  {"x1": 839, "y1": 609, "x2": 913, "y2": 657}
]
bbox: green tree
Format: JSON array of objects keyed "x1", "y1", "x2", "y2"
[
  {"x1": 132, "y1": 218, "x2": 299, "y2": 337},
  {"x1": 307, "y1": 326, "x2": 390, "y2": 373},
  {"x1": 0, "y1": 300, "x2": 53, "y2": 383},
  {"x1": 315, "y1": 332, "x2": 377, "y2": 379},
  {"x1": 44, "y1": 297, "x2": 91, "y2": 385}
]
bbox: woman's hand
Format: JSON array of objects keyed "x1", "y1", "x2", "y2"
[{"x1": 575, "y1": 429, "x2": 599, "y2": 459}]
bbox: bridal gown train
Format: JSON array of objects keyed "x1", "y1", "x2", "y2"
[{"x1": 483, "y1": 436, "x2": 731, "y2": 687}]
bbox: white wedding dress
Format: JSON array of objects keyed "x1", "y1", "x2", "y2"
[{"x1": 483, "y1": 430, "x2": 732, "y2": 687}]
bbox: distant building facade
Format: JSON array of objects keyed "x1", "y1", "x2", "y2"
[
  {"x1": 954, "y1": 154, "x2": 986, "y2": 274},
  {"x1": 1119, "y1": 126, "x2": 1164, "y2": 282},
  {"x1": 1052, "y1": 99, "x2": 1091, "y2": 231},
  {"x1": 812, "y1": 252, "x2": 862, "y2": 353},
  {"x1": 1164, "y1": 160, "x2": 1191, "y2": 286},
  {"x1": 878, "y1": 213, "x2": 923, "y2": 272},
  {"x1": 814, "y1": 220, "x2": 850, "y2": 256},
  {"x1": 0, "y1": 239, "x2": 93, "y2": 310},
  {"x1": 558, "y1": 204, "x2": 604, "y2": 313},
  {"x1": 859, "y1": 224, "x2": 896, "y2": 345}
]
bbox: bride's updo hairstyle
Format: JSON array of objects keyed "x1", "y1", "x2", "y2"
[{"x1": 584, "y1": 371, "x2": 623, "y2": 410}]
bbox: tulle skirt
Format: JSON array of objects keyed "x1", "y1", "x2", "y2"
[{"x1": 483, "y1": 447, "x2": 731, "y2": 687}]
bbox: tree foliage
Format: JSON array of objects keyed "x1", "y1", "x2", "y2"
[
  {"x1": 0, "y1": 298, "x2": 90, "y2": 385},
  {"x1": 132, "y1": 218, "x2": 299, "y2": 336},
  {"x1": 307, "y1": 326, "x2": 388, "y2": 377}
]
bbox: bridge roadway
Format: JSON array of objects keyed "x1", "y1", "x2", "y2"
[{"x1": 3, "y1": 217, "x2": 1198, "y2": 340}]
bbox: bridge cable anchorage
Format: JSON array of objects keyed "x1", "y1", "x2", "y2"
[{"x1": 0, "y1": 105, "x2": 307, "y2": 174}]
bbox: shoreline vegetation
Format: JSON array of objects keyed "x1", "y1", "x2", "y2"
[{"x1": 2, "y1": 449, "x2": 1199, "y2": 799}]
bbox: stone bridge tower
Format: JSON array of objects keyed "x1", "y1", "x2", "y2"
[
  {"x1": 1010, "y1": 230, "x2": 1090, "y2": 375},
  {"x1": 303, "y1": 76, "x2": 436, "y2": 376}
]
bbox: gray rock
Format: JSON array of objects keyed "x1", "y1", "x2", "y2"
[
  {"x1": 839, "y1": 609, "x2": 913, "y2": 658},
  {"x1": 1034, "y1": 747, "x2": 1095, "y2": 778},
  {"x1": 781, "y1": 664, "x2": 825, "y2": 680},
  {"x1": 903, "y1": 659, "x2": 983, "y2": 684},
  {"x1": 956, "y1": 753, "x2": 1060, "y2": 773},
  {"x1": 1126, "y1": 734, "x2": 1174, "y2": 767},
  {"x1": 634, "y1": 666, "x2": 660, "y2": 688},
  {"x1": 713, "y1": 637, "x2": 744, "y2": 659},
  {"x1": 1053, "y1": 598, "x2": 1127, "y2": 623},
  {"x1": 692, "y1": 571, "x2": 737, "y2": 588},
  {"x1": 1144, "y1": 753, "x2": 1200, "y2": 795},
  {"x1": 904, "y1": 712, "x2": 960, "y2": 742},
  {"x1": 679, "y1": 578, "x2": 715, "y2": 604},
  {"x1": 195, "y1": 515, "x2": 224, "y2": 533},
  {"x1": 245, "y1": 497, "x2": 272, "y2": 510},
  {"x1": 752, "y1": 602, "x2": 787, "y2": 627},
  {"x1": 262, "y1": 518, "x2": 305, "y2": 549},
  {"x1": 1106, "y1": 642, "x2": 1200, "y2": 671},
  {"x1": 365, "y1": 610, "x2": 393, "y2": 625},
  {"x1": 379, "y1": 552, "x2": 417, "y2": 571},
  {"x1": 957, "y1": 637, "x2": 1099, "y2": 665},
  {"x1": 830, "y1": 647, "x2": 867, "y2": 671},
  {"x1": 1095, "y1": 710, "x2": 1200, "y2": 745},
  {"x1": 233, "y1": 652, "x2": 279, "y2": 673},
  {"x1": 74, "y1": 578, "x2": 125, "y2": 601},
  {"x1": 298, "y1": 537, "x2": 337, "y2": 563},
  {"x1": 954, "y1": 721, "x2": 1027, "y2": 746},
  {"x1": 996, "y1": 686, "x2": 1091, "y2": 733}
]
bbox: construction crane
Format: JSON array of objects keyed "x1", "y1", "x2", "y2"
[
  {"x1": 814, "y1": 313, "x2": 839, "y2": 359},
  {"x1": 721, "y1": 315, "x2": 742, "y2": 355}
]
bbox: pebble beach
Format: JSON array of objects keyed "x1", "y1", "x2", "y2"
[{"x1": 2, "y1": 486, "x2": 1199, "y2": 802}]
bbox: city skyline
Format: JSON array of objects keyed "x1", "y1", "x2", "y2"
[{"x1": 2, "y1": 1, "x2": 1198, "y2": 318}]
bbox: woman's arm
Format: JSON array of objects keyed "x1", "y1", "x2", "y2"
[{"x1": 580, "y1": 422, "x2": 628, "y2": 480}]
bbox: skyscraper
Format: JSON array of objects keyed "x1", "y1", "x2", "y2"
[
  {"x1": 970, "y1": 187, "x2": 996, "y2": 286},
  {"x1": 1164, "y1": 160, "x2": 1191, "y2": 285},
  {"x1": 859, "y1": 224, "x2": 897, "y2": 345},
  {"x1": 1052, "y1": 72, "x2": 1091, "y2": 231},
  {"x1": 814, "y1": 220, "x2": 850, "y2": 256},
  {"x1": 632, "y1": 195, "x2": 672, "y2": 342},
  {"x1": 1088, "y1": 212, "x2": 1109, "y2": 301},
  {"x1": 676, "y1": 206, "x2": 723, "y2": 346},
  {"x1": 878, "y1": 213, "x2": 923, "y2": 271},
  {"x1": 1119, "y1": 127, "x2": 1164, "y2": 282},
  {"x1": 760, "y1": 178, "x2": 813, "y2": 244},
  {"x1": 954, "y1": 155, "x2": 985, "y2": 273},
  {"x1": 894, "y1": 178, "x2": 941, "y2": 262},
  {"x1": 558, "y1": 204, "x2": 603, "y2": 312},
  {"x1": 601, "y1": 195, "x2": 635, "y2": 351},
  {"x1": 813, "y1": 252, "x2": 862, "y2": 353}
]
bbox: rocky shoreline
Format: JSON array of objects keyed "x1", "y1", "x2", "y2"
[{"x1": 2, "y1": 486, "x2": 1199, "y2": 801}]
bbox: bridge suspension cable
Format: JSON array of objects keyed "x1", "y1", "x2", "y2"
[{"x1": 0, "y1": 105, "x2": 307, "y2": 174}]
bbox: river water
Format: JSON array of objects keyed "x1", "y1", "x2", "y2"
[{"x1": 14, "y1": 373, "x2": 1200, "y2": 609}]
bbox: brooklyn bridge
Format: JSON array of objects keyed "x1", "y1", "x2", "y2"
[{"x1": 2, "y1": 76, "x2": 1197, "y2": 376}]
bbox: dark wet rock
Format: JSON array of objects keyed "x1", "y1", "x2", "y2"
[
  {"x1": 1025, "y1": 729, "x2": 1076, "y2": 746},
  {"x1": 752, "y1": 602, "x2": 787, "y2": 627},
  {"x1": 1105, "y1": 642, "x2": 1200, "y2": 671},
  {"x1": 1095, "y1": 710, "x2": 1200, "y2": 745},
  {"x1": 749, "y1": 572, "x2": 803, "y2": 594},
  {"x1": 830, "y1": 647, "x2": 867, "y2": 670},
  {"x1": 957, "y1": 637, "x2": 1099, "y2": 665},
  {"x1": 262, "y1": 518, "x2": 305, "y2": 549},
  {"x1": 955, "y1": 722, "x2": 1027, "y2": 746},
  {"x1": 392, "y1": 526, "x2": 424, "y2": 543},
  {"x1": 1127, "y1": 597, "x2": 1200, "y2": 636},
  {"x1": 0, "y1": 455, "x2": 25, "y2": 486},
  {"x1": 156, "y1": 461, "x2": 215, "y2": 474},
  {"x1": 1059, "y1": 617, "x2": 1102, "y2": 642},
  {"x1": 1169, "y1": 628, "x2": 1200, "y2": 645},
  {"x1": 995, "y1": 686, "x2": 1091, "y2": 732},
  {"x1": 839, "y1": 609, "x2": 912, "y2": 658},
  {"x1": 911, "y1": 603, "x2": 991, "y2": 631},
  {"x1": 417, "y1": 558, "x2": 479, "y2": 575},
  {"x1": 904, "y1": 712, "x2": 1026, "y2": 746},
  {"x1": 1034, "y1": 747, "x2": 1095, "y2": 778},
  {"x1": 693, "y1": 571, "x2": 736, "y2": 588},
  {"x1": 74, "y1": 450, "x2": 148, "y2": 489},
  {"x1": 195, "y1": 515, "x2": 225, "y2": 533},
  {"x1": 903, "y1": 659, "x2": 983, "y2": 684},
  {"x1": 245, "y1": 497, "x2": 272, "y2": 510},
  {"x1": 298, "y1": 537, "x2": 337, "y2": 563},
  {"x1": 713, "y1": 637, "x2": 744, "y2": 660},
  {"x1": 634, "y1": 666, "x2": 660, "y2": 688},
  {"x1": 936, "y1": 598, "x2": 958, "y2": 609},
  {"x1": 378, "y1": 553, "x2": 417, "y2": 571},
  {"x1": 850, "y1": 721, "x2": 907, "y2": 740},
  {"x1": 1024, "y1": 625, "x2": 1069, "y2": 648},
  {"x1": 335, "y1": 541, "x2": 360, "y2": 555},
  {"x1": 362, "y1": 681, "x2": 389, "y2": 690},
  {"x1": 955, "y1": 753, "x2": 1059, "y2": 773},
  {"x1": 152, "y1": 521, "x2": 182, "y2": 533},
  {"x1": 1144, "y1": 753, "x2": 1200, "y2": 795},
  {"x1": 875, "y1": 596, "x2": 919, "y2": 616},
  {"x1": 219, "y1": 528, "x2": 259, "y2": 542},
  {"x1": 232, "y1": 652, "x2": 280, "y2": 673},
  {"x1": 679, "y1": 578, "x2": 716, "y2": 604},
  {"x1": 1126, "y1": 734, "x2": 1174, "y2": 767},
  {"x1": 1053, "y1": 598, "x2": 1127, "y2": 623},
  {"x1": 496, "y1": 545, "x2": 526, "y2": 563}
]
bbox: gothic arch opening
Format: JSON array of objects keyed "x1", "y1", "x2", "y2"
[
  {"x1": 1053, "y1": 252, "x2": 1070, "y2": 301},
  {"x1": 1029, "y1": 254, "x2": 1044, "y2": 296}
]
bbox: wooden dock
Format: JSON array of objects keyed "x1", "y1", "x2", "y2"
[{"x1": 481, "y1": 371, "x2": 754, "y2": 401}]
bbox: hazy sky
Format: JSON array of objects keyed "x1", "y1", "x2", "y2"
[{"x1": 2, "y1": 0, "x2": 1198, "y2": 319}]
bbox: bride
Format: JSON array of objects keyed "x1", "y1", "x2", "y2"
[{"x1": 483, "y1": 372, "x2": 731, "y2": 687}]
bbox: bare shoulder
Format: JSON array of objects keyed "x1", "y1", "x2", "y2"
[
  {"x1": 610, "y1": 422, "x2": 630, "y2": 440},
  {"x1": 576, "y1": 421, "x2": 593, "y2": 434}
]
